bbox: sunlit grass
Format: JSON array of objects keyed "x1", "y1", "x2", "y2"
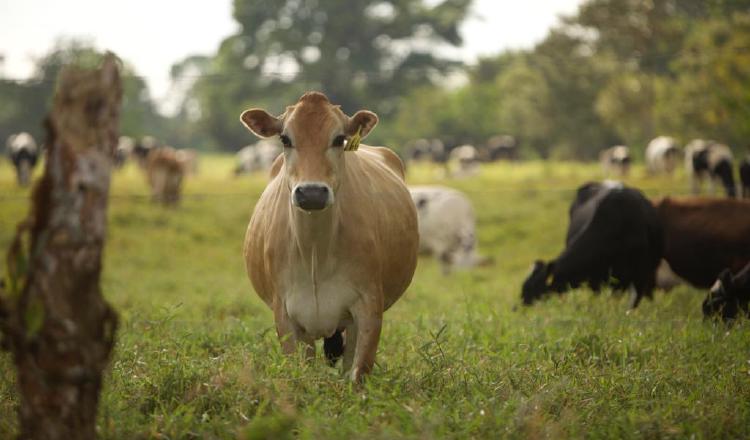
[{"x1": 1, "y1": 156, "x2": 748, "y2": 438}]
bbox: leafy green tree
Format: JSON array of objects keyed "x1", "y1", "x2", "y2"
[
  {"x1": 0, "y1": 40, "x2": 165, "y2": 147},
  {"x1": 180, "y1": 0, "x2": 472, "y2": 150},
  {"x1": 656, "y1": 13, "x2": 750, "y2": 149}
]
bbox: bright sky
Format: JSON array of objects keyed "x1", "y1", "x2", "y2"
[{"x1": 0, "y1": 0, "x2": 583, "y2": 110}]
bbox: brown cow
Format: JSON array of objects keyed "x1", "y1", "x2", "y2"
[
  {"x1": 146, "y1": 147, "x2": 185, "y2": 205},
  {"x1": 654, "y1": 197, "x2": 750, "y2": 288},
  {"x1": 241, "y1": 92, "x2": 419, "y2": 382}
]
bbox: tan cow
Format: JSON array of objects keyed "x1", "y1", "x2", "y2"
[
  {"x1": 146, "y1": 147, "x2": 185, "y2": 205},
  {"x1": 241, "y1": 92, "x2": 418, "y2": 382}
]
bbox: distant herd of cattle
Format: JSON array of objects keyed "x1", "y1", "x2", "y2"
[
  {"x1": 601, "y1": 135, "x2": 750, "y2": 198},
  {"x1": 4, "y1": 132, "x2": 197, "y2": 205},
  {"x1": 4, "y1": 92, "x2": 749, "y2": 382}
]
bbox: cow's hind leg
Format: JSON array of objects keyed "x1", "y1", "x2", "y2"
[{"x1": 324, "y1": 330, "x2": 344, "y2": 366}]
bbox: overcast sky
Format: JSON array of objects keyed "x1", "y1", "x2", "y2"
[{"x1": 0, "y1": 0, "x2": 583, "y2": 104}]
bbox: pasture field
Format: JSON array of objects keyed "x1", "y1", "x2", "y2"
[{"x1": 1, "y1": 156, "x2": 749, "y2": 439}]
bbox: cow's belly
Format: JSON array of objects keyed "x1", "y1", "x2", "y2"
[{"x1": 284, "y1": 276, "x2": 358, "y2": 340}]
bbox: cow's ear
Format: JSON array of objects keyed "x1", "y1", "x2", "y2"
[
  {"x1": 347, "y1": 110, "x2": 378, "y2": 139},
  {"x1": 718, "y1": 269, "x2": 734, "y2": 289},
  {"x1": 240, "y1": 109, "x2": 282, "y2": 138}
]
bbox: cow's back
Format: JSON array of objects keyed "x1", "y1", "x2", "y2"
[{"x1": 656, "y1": 197, "x2": 750, "y2": 287}]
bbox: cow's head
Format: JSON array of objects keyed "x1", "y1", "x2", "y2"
[
  {"x1": 521, "y1": 260, "x2": 554, "y2": 305},
  {"x1": 240, "y1": 92, "x2": 377, "y2": 212},
  {"x1": 703, "y1": 268, "x2": 750, "y2": 322}
]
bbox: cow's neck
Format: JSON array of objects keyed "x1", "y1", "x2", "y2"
[{"x1": 289, "y1": 204, "x2": 339, "y2": 271}]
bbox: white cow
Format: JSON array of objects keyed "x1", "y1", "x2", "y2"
[
  {"x1": 235, "y1": 139, "x2": 282, "y2": 175},
  {"x1": 449, "y1": 144, "x2": 480, "y2": 178},
  {"x1": 646, "y1": 136, "x2": 681, "y2": 175},
  {"x1": 410, "y1": 185, "x2": 490, "y2": 274}
]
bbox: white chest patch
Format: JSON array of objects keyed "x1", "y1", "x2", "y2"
[{"x1": 283, "y1": 268, "x2": 359, "y2": 340}]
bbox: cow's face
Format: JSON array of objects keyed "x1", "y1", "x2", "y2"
[
  {"x1": 241, "y1": 92, "x2": 377, "y2": 212},
  {"x1": 12, "y1": 149, "x2": 38, "y2": 187},
  {"x1": 521, "y1": 260, "x2": 552, "y2": 305},
  {"x1": 703, "y1": 269, "x2": 750, "y2": 322}
]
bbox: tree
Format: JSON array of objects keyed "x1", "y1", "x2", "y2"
[
  {"x1": 1, "y1": 54, "x2": 121, "y2": 440},
  {"x1": 179, "y1": 0, "x2": 472, "y2": 150},
  {"x1": 0, "y1": 40, "x2": 164, "y2": 147},
  {"x1": 656, "y1": 13, "x2": 750, "y2": 148}
]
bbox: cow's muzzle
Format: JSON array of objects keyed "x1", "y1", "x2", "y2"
[{"x1": 293, "y1": 183, "x2": 333, "y2": 211}]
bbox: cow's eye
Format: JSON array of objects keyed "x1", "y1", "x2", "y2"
[
  {"x1": 332, "y1": 135, "x2": 346, "y2": 148},
  {"x1": 279, "y1": 135, "x2": 292, "y2": 148}
]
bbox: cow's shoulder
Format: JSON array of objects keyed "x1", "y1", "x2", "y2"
[{"x1": 360, "y1": 145, "x2": 406, "y2": 180}]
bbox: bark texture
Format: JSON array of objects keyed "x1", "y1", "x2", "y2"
[{"x1": 0, "y1": 54, "x2": 122, "y2": 440}]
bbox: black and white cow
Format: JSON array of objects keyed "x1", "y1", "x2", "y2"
[
  {"x1": 235, "y1": 139, "x2": 282, "y2": 175},
  {"x1": 481, "y1": 135, "x2": 517, "y2": 162},
  {"x1": 133, "y1": 135, "x2": 161, "y2": 168},
  {"x1": 600, "y1": 145, "x2": 631, "y2": 177},
  {"x1": 703, "y1": 262, "x2": 750, "y2": 322},
  {"x1": 739, "y1": 156, "x2": 750, "y2": 199},
  {"x1": 404, "y1": 138, "x2": 447, "y2": 164},
  {"x1": 6, "y1": 132, "x2": 39, "y2": 186},
  {"x1": 522, "y1": 181, "x2": 663, "y2": 308},
  {"x1": 685, "y1": 139, "x2": 736, "y2": 197},
  {"x1": 115, "y1": 136, "x2": 135, "y2": 168},
  {"x1": 646, "y1": 136, "x2": 681, "y2": 175}
]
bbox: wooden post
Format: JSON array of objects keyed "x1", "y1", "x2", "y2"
[{"x1": 0, "y1": 54, "x2": 121, "y2": 439}]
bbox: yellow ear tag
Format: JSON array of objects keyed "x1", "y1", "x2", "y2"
[{"x1": 345, "y1": 126, "x2": 361, "y2": 152}]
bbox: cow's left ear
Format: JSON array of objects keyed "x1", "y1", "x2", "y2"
[{"x1": 347, "y1": 110, "x2": 378, "y2": 139}]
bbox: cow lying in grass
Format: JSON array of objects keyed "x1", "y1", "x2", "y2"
[
  {"x1": 522, "y1": 181, "x2": 663, "y2": 308},
  {"x1": 241, "y1": 92, "x2": 418, "y2": 382},
  {"x1": 410, "y1": 185, "x2": 491, "y2": 274}
]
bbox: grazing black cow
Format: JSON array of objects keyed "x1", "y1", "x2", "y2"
[
  {"x1": 522, "y1": 181, "x2": 663, "y2": 308},
  {"x1": 6, "y1": 132, "x2": 39, "y2": 186},
  {"x1": 702, "y1": 262, "x2": 750, "y2": 322},
  {"x1": 685, "y1": 140, "x2": 736, "y2": 197},
  {"x1": 740, "y1": 156, "x2": 750, "y2": 199}
]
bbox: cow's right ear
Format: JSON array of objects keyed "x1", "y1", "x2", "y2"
[{"x1": 240, "y1": 109, "x2": 282, "y2": 138}]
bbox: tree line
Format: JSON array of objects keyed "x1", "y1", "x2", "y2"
[{"x1": 1, "y1": 0, "x2": 749, "y2": 159}]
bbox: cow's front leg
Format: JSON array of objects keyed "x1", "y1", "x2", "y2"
[
  {"x1": 342, "y1": 321, "x2": 357, "y2": 373},
  {"x1": 273, "y1": 299, "x2": 298, "y2": 354},
  {"x1": 349, "y1": 296, "x2": 383, "y2": 383}
]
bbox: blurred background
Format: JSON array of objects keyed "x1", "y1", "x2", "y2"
[{"x1": 1, "y1": 0, "x2": 749, "y2": 159}]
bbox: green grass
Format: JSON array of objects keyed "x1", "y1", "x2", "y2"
[{"x1": 1, "y1": 156, "x2": 748, "y2": 439}]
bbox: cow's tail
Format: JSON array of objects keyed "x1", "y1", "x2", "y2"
[{"x1": 324, "y1": 329, "x2": 344, "y2": 366}]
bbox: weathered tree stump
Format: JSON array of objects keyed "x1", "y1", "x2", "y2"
[{"x1": 0, "y1": 54, "x2": 121, "y2": 439}]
